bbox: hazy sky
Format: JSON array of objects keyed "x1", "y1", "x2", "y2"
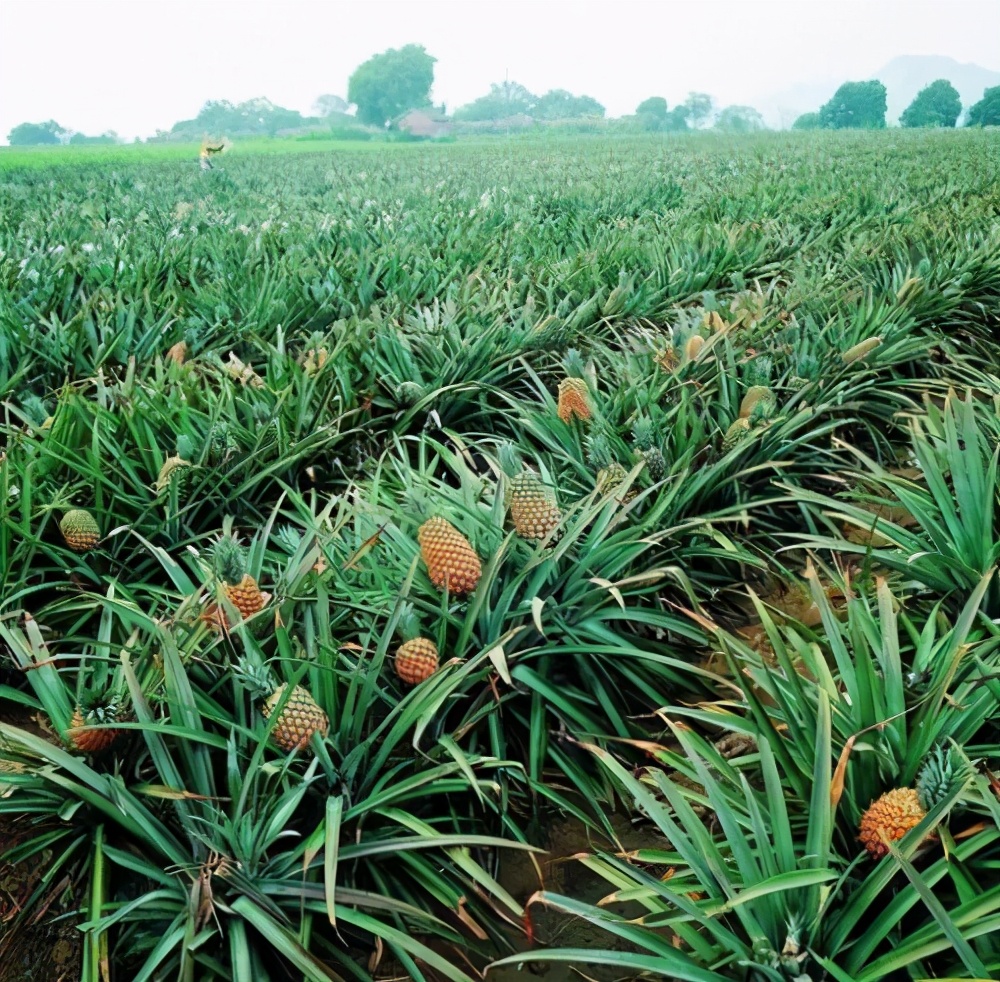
[{"x1": 1, "y1": 0, "x2": 998, "y2": 142}]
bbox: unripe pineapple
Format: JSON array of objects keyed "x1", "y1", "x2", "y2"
[
  {"x1": 263, "y1": 683, "x2": 329, "y2": 752},
  {"x1": 500, "y1": 444, "x2": 561, "y2": 541},
  {"x1": 587, "y1": 434, "x2": 637, "y2": 502},
  {"x1": 843, "y1": 337, "x2": 882, "y2": 364},
  {"x1": 722, "y1": 417, "x2": 751, "y2": 452},
  {"x1": 739, "y1": 386, "x2": 775, "y2": 420},
  {"x1": 395, "y1": 638, "x2": 439, "y2": 684},
  {"x1": 67, "y1": 702, "x2": 127, "y2": 753},
  {"x1": 556, "y1": 349, "x2": 592, "y2": 424},
  {"x1": 60, "y1": 509, "x2": 100, "y2": 552},
  {"x1": 631, "y1": 415, "x2": 666, "y2": 482},
  {"x1": 418, "y1": 516, "x2": 481, "y2": 595}
]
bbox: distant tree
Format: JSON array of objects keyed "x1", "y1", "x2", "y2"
[
  {"x1": 313, "y1": 94, "x2": 349, "y2": 117},
  {"x1": 715, "y1": 105, "x2": 766, "y2": 133},
  {"x1": 818, "y1": 80, "x2": 887, "y2": 129},
  {"x1": 8, "y1": 120, "x2": 67, "y2": 145},
  {"x1": 453, "y1": 81, "x2": 536, "y2": 121},
  {"x1": 900, "y1": 79, "x2": 961, "y2": 128},
  {"x1": 966, "y1": 85, "x2": 1000, "y2": 126},
  {"x1": 533, "y1": 89, "x2": 605, "y2": 120},
  {"x1": 69, "y1": 131, "x2": 120, "y2": 145},
  {"x1": 792, "y1": 112, "x2": 822, "y2": 130},
  {"x1": 170, "y1": 98, "x2": 306, "y2": 138},
  {"x1": 347, "y1": 44, "x2": 436, "y2": 126},
  {"x1": 635, "y1": 96, "x2": 668, "y2": 132},
  {"x1": 682, "y1": 91, "x2": 714, "y2": 128}
]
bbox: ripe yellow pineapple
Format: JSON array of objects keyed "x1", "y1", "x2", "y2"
[
  {"x1": 60, "y1": 509, "x2": 100, "y2": 553},
  {"x1": 418, "y1": 516, "x2": 481, "y2": 595},
  {"x1": 395, "y1": 638, "x2": 439, "y2": 684},
  {"x1": 739, "y1": 386, "x2": 775, "y2": 420},
  {"x1": 500, "y1": 443, "x2": 561, "y2": 541},
  {"x1": 556, "y1": 349, "x2": 592, "y2": 423},
  {"x1": 262, "y1": 683, "x2": 329, "y2": 752}
]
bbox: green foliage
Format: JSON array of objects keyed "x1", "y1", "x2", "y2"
[
  {"x1": 452, "y1": 81, "x2": 536, "y2": 121},
  {"x1": 792, "y1": 111, "x2": 822, "y2": 130},
  {"x1": 967, "y1": 84, "x2": 1000, "y2": 126},
  {"x1": 714, "y1": 104, "x2": 766, "y2": 133},
  {"x1": 819, "y1": 79, "x2": 888, "y2": 129},
  {"x1": 900, "y1": 79, "x2": 962, "y2": 128},
  {"x1": 7, "y1": 119, "x2": 67, "y2": 145},
  {"x1": 170, "y1": 97, "x2": 312, "y2": 139},
  {"x1": 533, "y1": 89, "x2": 605, "y2": 120},
  {"x1": 347, "y1": 43, "x2": 436, "y2": 127},
  {"x1": 682, "y1": 91, "x2": 714, "y2": 128}
]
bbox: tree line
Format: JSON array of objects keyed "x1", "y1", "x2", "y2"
[{"x1": 7, "y1": 42, "x2": 1000, "y2": 146}]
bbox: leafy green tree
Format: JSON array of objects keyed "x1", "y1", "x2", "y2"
[
  {"x1": 818, "y1": 80, "x2": 887, "y2": 129},
  {"x1": 312, "y1": 94, "x2": 348, "y2": 117},
  {"x1": 347, "y1": 44, "x2": 436, "y2": 127},
  {"x1": 714, "y1": 105, "x2": 766, "y2": 133},
  {"x1": 900, "y1": 79, "x2": 961, "y2": 127},
  {"x1": 453, "y1": 81, "x2": 536, "y2": 122},
  {"x1": 7, "y1": 120, "x2": 67, "y2": 145},
  {"x1": 792, "y1": 112, "x2": 822, "y2": 130},
  {"x1": 533, "y1": 89, "x2": 605, "y2": 121},
  {"x1": 68, "y1": 131, "x2": 120, "y2": 145},
  {"x1": 966, "y1": 85, "x2": 1000, "y2": 126},
  {"x1": 682, "y1": 91, "x2": 714, "y2": 128},
  {"x1": 635, "y1": 97, "x2": 669, "y2": 132}
]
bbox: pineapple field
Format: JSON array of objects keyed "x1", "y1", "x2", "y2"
[{"x1": 1, "y1": 129, "x2": 1000, "y2": 981}]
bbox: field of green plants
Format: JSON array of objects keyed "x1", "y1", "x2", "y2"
[{"x1": 1, "y1": 129, "x2": 1000, "y2": 982}]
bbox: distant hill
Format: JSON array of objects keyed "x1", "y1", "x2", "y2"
[{"x1": 754, "y1": 55, "x2": 1000, "y2": 129}]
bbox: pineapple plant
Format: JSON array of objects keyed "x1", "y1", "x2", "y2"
[
  {"x1": 394, "y1": 604, "x2": 439, "y2": 684},
  {"x1": 500, "y1": 443, "x2": 561, "y2": 542},
  {"x1": 556, "y1": 349, "x2": 592, "y2": 423},
  {"x1": 203, "y1": 524, "x2": 270, "y2": 630},
  {"x1": 237, "y1": 661, "x2": 328, "y2": 753},
  {"x1": 858, "y1": 746, "x2": 971, "y2": 859},
  {"x1": 588, "y1": 433, "x2": 637, "y2": 502},
  {"x1": 631, "y1": 415, "x2": 666, "y2": 482},
  {"x1": 417, "y1": 516, "x2": 481, "y2": 595},
  {"x1": 59, "y1": 509, "x2": 100, "y2": 552}
]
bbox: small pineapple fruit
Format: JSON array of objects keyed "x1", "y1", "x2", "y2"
[
  {"x1": 394, "y1": 605, "x2": 439, "y2": 684},
  {"x1": 631, "y1": 415, "x2": 666, "y2": 483},
  {"x1": 211, "y1": 528, "x2": 267, "y2": 623},
  {"x1": 556, "y1": 349, "x2": 592, "y2": 424},
  {"x1": 858, "y1": 788, "x2": 925, "y2": 860},
  {"x1": 859, "y1": 746, "x2": 970, "y2": 859},
  {"x1": 263, "y1": 683, "x2": 329, "y2": 752},
  {"x1": 238, "y1": 662, "x2": 328, "y2": 753},
  {"x1": 722, "y1": 417, "x2": 752, "y2": 452},
  {"x1": 60, "y1": 509, "x2": 100, "y2": 553},
  {"x1": 739, "y1": 386, "x2": 775, "y2": 420},
  {"x1": 500, "y1": 443, "x2": 561, "y2": 541},
  {"x1": 588, "y1": 433, "x2": 637, "y2": 502},
  {"x1": 843, "y1": 337, "x2": 882, "y2": 364},
  {"x1": 418, "y1": 516, "x2": 481, "y2": 595},
  {"x1": 67, "y1": 701, "x2": 126, "y2": 753}
]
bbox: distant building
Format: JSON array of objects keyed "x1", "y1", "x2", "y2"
[{"x1": 396, "y1": 109, "x2": 452, "y2": 139}]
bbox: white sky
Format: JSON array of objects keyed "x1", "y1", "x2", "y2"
[{"x1": 1, "y1": 0, "x2": 998, "y2": 142}]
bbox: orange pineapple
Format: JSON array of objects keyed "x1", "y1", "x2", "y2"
[{"x1": 418, "y1": 517, "x2": 481, "y2": 595}]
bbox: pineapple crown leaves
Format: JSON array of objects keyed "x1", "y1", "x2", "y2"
[
  {"x1": 233, "y1": 658, "x2": 278, "y2": 701},
  {"x1": 497, "y1": 441, "x2": 524, "y2": 479},
  {"x1": 631, "y1": 414, "x2": 657, "y2": 451},
  {"x1": 561, "y1": 348, "x2": 588, "y2": 380},
  {"x1": 395, "y1": 601, "x2": 424, "y2": 642},
  {"x1": 915, "y1": 744, "x2": 976, "y2": 812},
  {"x1": 742, "y1": 355, "x2": 773, "y2": 389},
  {"x1": 585, "y1": 431, "x2": 616, "y2": 471}
]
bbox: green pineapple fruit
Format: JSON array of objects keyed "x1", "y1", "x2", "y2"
[{"x1": 631, "y1": 415, "x2": 666, "y2": 482}]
